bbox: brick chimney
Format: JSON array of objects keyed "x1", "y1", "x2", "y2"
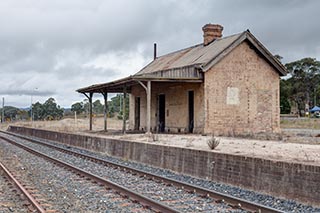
[{"x1": 202, "y1": 24, "x2": 223, "y2": 46}]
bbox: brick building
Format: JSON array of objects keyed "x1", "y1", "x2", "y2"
[{"x1": 77, "y1": 24, "x2": 287, "y2": 136}]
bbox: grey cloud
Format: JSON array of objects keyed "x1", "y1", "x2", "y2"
[{"x1": 0, "y1": 89, "x2": 55, "y2": 96}]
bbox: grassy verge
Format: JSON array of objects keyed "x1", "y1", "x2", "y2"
[{"x1": 281, "y1": 118, "x2": 320, "y2": 129}]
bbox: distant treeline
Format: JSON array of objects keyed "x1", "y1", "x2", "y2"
[
  {"x1": 0, "y1": 97, "x2": 63, "y2": 122},
  {"x1": 70, "y1": 94, "x2": 129, "y2": 119}
]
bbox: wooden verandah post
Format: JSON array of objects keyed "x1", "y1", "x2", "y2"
[
  {"x1": 146, "y1": 81, "x2": 151, "y2": 134},
  {"x1": 102, "y1": 92, "x2": 108, "y2": 132},
  {"x1": 137, "y1": 80, "x2": 151, "y2": 134},
  {"x1": 82, "y1": 92, "x2": 93, "y2": 131},
  {"x1": 122, "y1": 87, "x2": 127, "y2": 133}
]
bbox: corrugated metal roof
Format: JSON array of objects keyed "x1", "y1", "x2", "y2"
[
  {"x1": 135, "y1": 33, "x2": 242, "y2": 76},
  {"x1": 77, "y1": 30, "x2": 288, "y2": 93}
]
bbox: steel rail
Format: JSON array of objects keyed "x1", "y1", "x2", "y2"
[
  {"x1": 1, "y1": 130, "x2": 285, "y2": 213},
  {"x1": 0, "y1": 162, "x2": 46, "y2": 213},
  {"x1": 0, "y1": 135, "x2": 179, "y2": 213}
]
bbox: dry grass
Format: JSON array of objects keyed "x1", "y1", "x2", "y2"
[
  {"x1": 281, "y1": 118, "x2": 320, "y2": 129},
  {"x1": 2, "y1": 117, "x2": 320, "y2": 133},
  {"x1": 0, "y1": 117, "x2": 123, "y2": 132}
]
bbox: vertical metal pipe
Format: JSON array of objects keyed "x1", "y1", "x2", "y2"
[
  {"x1": 122, "y1": 87, "x2": 127, "y2": 133},
  {"x1": 147, "y1": 81, "x2": 151, "y2": 133},
  {"x1": 154, "y1": 43, "x2": 157, "y2": 60},
  {"x1": 89, "y1": 93, "x2": 93, "y2": 131}
]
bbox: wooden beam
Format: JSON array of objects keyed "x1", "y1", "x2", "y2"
[
  {"x1": 136, "y1": 80, "x2": 147, "y2": 91},
  {"x1": 122, "y1": 87, "x2": 127, "y2": 133},
  {"x1": 77, "y1": 77, "x2": 203, "y2": 94},
  {"x1": 102, "y1": 92, "x2": 108, "y2": 132},
  {"x1": 133, "y1": 77, "x2": 203, "y2": 82},
  {"x1": 146, "y1": 81, "x2": 151, "y2": 134},
  {"x1": 89, "y1": 93, "x2": 93, "y2": 131}
]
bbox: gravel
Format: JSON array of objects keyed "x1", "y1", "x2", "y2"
[
  {"x1": 0, "y1": 169, "x2": 28, "y2": 213},
  {"x1": 0, "y1": 139, "x2": 153, "y2": 213},
  {"x1": 1, "y1": 133, "x2": 244, "y2": 212},
  {"x1": 3, "y1": 132, "x2": 320, "y2": 212}
]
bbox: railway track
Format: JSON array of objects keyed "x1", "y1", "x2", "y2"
[
  {"x1": 0, "y1": 130, "x2": 284, "y2": 213},
  {"x1": 0, "y1": 161, "x2": 46, "y2": 213},
  {"x1": 0, "y1": 134, "x2": 177, "y2": 213}
]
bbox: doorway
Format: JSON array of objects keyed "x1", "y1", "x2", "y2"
[
  {"x1": 134, "y1": 97, "x2": 140, "y2": 130},
  {"x1": 158, "y1": 94, "x2": 165, "y2": 132},
  {"x1": 188, "y1": 91, "x2": 194, "y2": 133}
]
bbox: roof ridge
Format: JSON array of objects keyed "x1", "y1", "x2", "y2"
[
  {"x1": 156, "y1": 43, "x2": 203, "y2": 58},
  {"x1": 156, "y1": 32, "x2": 243, "y2": 59},
  {"x1": 135, "y1": 32, "x2": 244, "y2": 76}
]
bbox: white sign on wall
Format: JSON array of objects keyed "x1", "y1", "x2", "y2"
[{"x1": 226, "y1": 87, "x2": 239, "y2": 105}]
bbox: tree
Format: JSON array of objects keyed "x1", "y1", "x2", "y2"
[
  {"x1": 285, "y1": 57, "x2": 320, "y2": 115},
  {"x1": 280, "y1": 80, "x2": 291, "y2": 114},
  {"x1": 72, "y1": 94, "x2": 128, "y2": 119},
  {"x1": 0, "y1": 106, "x2": 20, "y2": 121},
  {"x1": 93, "y1": 100, "x2": 104, "y2": 114},
  {"x1": 42, "y1": 98, "x2": 64, "y2": 120},
  {"x1": 109, "y1": 95, "x2": 121, "y2": 113},
  {"x1": 31, "y1": 98, "x2": 64, "y2": 120},
  {"x1": 32, "y1": 102, "x2": 44, "y2": 120},
  {"x1": 17, "y1": 110, "x2": 29, "y2": 120},
  {"x1": 71, "y1": 102, "x2": 84, "y2": 115},
  {"x1": 83, "y1": 99, "x2": 89, "y2": 116},
  {"x1": 107, "y1": 100, "x2": 115, "y2": 117},
  {"x1": 109, "y1": 94, "x2": 129, "y2": 119}
]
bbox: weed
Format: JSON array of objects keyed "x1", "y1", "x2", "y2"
[{"x1": 207, "y1": 135, "x2": 220, "y2": 150}]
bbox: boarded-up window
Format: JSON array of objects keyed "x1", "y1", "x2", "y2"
[{"x1": 226, "y1": 87, "x2": 239, "y2": 105}]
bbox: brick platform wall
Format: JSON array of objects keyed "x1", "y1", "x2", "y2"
[{"x1": 8, "y1": 126, "x2": 320, "y2": 207}]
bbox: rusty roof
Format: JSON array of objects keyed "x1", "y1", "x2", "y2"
[
  {"x1": 77, "y1": 30, "x2": 287, "y2": 93},
  {"x1": 135, "y1": 33, "x2": 242, "y2": 76},
  {"x1": 135, "y1": 31, "x2": 287, "y2": 77}
]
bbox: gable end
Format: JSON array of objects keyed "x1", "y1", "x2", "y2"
[{"x1": 201, "y1": 31, "x2": 287, "y2": 76}]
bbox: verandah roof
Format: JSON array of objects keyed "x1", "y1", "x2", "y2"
[{"x1": 76, "y1": 76, "x2": 203, "y2": 94}]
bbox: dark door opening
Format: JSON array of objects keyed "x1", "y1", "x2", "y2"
[
  {"x1": 188, "y1": 91, "x2": 194, "y2": 133},
  {"x1": 134, "y1": 97, "x2": 140, "y2": 130},
  {"x1": 158, "y1": 94, "x2": 165, "y2": 132}
]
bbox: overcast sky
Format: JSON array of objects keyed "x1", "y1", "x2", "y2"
[{"x1": 0, "y1": 0, "x2": 319, "y2": 108}]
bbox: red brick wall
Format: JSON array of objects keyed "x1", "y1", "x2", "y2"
[{"x1": 8, "y1": 126, "x2": 320, "y2": 207}]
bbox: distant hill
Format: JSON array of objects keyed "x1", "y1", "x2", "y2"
[{"x1": 19, "y1": 107, "x2": 31, "y2": 111}]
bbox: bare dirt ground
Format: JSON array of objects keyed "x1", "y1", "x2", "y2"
[{"x1": 1, "y1": 117, "x2": 320, "y2": 166}]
